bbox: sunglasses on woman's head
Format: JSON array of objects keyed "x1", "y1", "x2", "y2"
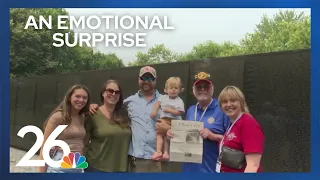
[
  {"x1": 140, "y1": 76, "x2": 155, "y2": 82},
  {"x1": 105, "y1": 88, "x2": 121, "y2": 95}
]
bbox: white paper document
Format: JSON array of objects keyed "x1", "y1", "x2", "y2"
[{"x1": 169, "y1": 120, "x2": 204, "y2": 164}]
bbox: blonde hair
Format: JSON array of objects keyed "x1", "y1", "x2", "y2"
[
  {"x1": 218, "y1": 86, "x2": 250, "y2": 113},
  {"x1": 165, "y1": 77, "x2": 183, "y2": 89}
]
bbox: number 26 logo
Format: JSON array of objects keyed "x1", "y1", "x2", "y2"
[{"x1": 16, "y1": 125, "x2": 70, "y2": 168}]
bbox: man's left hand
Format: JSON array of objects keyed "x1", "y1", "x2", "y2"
[
  {"x1": 156, "y1": 119, "x2": 171, "y2": 134},
  {"x1": 200, "y1": 128, "x2": 223, "y2": 141},
  {"x1": 200, "y1": 128, "x2": 211, "y2": 139}
]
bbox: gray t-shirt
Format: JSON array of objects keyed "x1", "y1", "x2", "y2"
[{"x1": 158, "y1": 95, "x2": 185, "y2": 120}]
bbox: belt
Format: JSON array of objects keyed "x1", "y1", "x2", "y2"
[
  {"x1": 128, "y1": 155, "x2": 137, "y2": 167},
  {"x1": 128, "y1": 155, "x2": 148, "y2": 162}
]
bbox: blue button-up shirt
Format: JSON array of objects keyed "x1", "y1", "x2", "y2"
[{"x1": 124, "y1": 90, "x2": 161, "y2": 159}]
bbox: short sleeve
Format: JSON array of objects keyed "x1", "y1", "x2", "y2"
[
  {"x1": 175, "y1": 98, "x2": 185, "y2": 112},
  {"x1": 185, "y1": 107, "x2": 191, "y2": 120},
  {"x1": 185, "y1": 106, "x2": 195, "y2": 121},
  {"x1": 157, "y1": 95, "x2": 166, "y2": 104},
  {"x1": 241, "y1": 115, "x2": 264, "y2": 154},
  {"x1": 207, "y1": 110, "x2": 230, "y2": 135},
  {"x1": 123, "y1": 96, "x2": 131, "y2": 106}
]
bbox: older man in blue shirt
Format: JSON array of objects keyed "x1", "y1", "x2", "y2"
[{"x1": 167, "y1": 72, "x2": 230, "y2": 172}]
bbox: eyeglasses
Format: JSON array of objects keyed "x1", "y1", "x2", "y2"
[
  {"x1": 195, "y1": 83, "x2": 212, "y2": 91},
  {"x1": 105, "y1": 89, "x2": 121, "y2": 95},
  {"x1": 140, "y1": 76, "x2": 155, "y2": 82}
]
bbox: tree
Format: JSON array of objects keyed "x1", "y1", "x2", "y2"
[
  {"x1": 10, "y1": 8, "x2": 124, "y2": 77},
  {"x1": 240, "y1": 10, "x2": 310, "y2": 54},
  {"x1": 180, "y1": 10, "x2": 310, "y2": 62},
  {"x1": 10, "y1": 8, "x2": 71, "y2": 77},
  {"x1": 128, "y1": 44, "x2": 179, "y2": 66},
  {"x1": 128, "y1": 10, "x2": 310, "y2": 67},
  {"x1": 65, "y1": 45, "x2": 125, "y2": 72},
  {"x1": 90, "y1": 52, "x2": 125, "y2": 69},
  {"x1": 178, "y1": 41, "x2": 241, "y2": 61},
  {"x1": 11, "y1": 9, "x2": 310, "y2": 72}
]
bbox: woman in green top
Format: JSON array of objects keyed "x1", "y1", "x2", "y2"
[{"x1": 84, "y1": 80, "x2": 132, "y2": 172}]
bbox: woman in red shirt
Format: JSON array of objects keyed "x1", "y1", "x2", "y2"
[{"x1": 216, "y1": 86, "x2": 264, "y2": 173}]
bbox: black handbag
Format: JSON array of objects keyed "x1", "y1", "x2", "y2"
[{"x1": 219, "y1": 146, "x2": 246, "y2": 169}]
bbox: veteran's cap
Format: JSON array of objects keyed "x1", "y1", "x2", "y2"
[{"x1": 193, "y1": 71, "x2": 213, "y2": 85}]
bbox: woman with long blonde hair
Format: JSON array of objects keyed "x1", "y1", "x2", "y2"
[
  {"x1": 216, "y1": 86, "x2": 264, "y2": 173},
  {"x1": 39, "y1": 84, "x2": 91, "y2": 173}
]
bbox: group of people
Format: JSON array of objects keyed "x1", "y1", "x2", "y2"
[{"x1": 38, "y1": 65, "x2": 264, "y2": 173}]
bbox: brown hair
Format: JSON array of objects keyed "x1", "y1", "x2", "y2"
[
  {"x1": 43, "y1": 84, "x2": 91, "y2": 129},
  {"x1": 218, "y1": 85, "x2": 250, "y2": 113},
  {"x1": 100, "y1": 80, "x2": 131, "y2": 128}
]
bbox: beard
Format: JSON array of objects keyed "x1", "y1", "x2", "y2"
[
  {"x1": 140, "y1": 83, "x2": 154, "y2": 93},
  {"x1": 195, "y1": 94, "x2": 211, "y2": 102},
  {"x1": 193, "y1": 87, "x2": 213, "y2": 103}
]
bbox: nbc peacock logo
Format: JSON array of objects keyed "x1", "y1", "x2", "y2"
[{"x1": 60, "y1": 152, "x2": 88, "y2": 169}]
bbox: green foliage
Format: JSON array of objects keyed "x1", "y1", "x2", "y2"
[
  {"x1": 240, "y1": 10, "x2": 310, "y2": 54},
  {"x1": 90, "y1": 52, "x2": 125, "y2": 69},
  {"x1": 128, "y1": 10, "x2": 310, "y2": 66},
  {"x1": 10, "y1": 8, "x2": 68, "y2": 76},
  {"x1": 128, "y1": 44, "x2": 179, "y2": 66},
  {"x1": 10, "y1": 9, "x2": 311, "y2": 73},
  {"x1": 10, "y1": 73, "x2": 15, "y2": 79},
  {"x1": 179, "y1": 41, "x2": 242, "y2": 61},
  {"x1": 10, "y1": 8, "x2": 124, "y2": 77}
]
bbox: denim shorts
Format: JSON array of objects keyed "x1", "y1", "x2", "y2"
[{"x1": 46, "y1": 151, "x2": 83, "y2": 173}]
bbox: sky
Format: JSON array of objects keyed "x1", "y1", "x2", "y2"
[{"x1": 65, "y1": 8, "x2": 310, "y2": 65}]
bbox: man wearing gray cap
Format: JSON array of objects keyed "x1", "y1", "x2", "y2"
[{"x1": 124, "y1": 66, "x2": 171, "y2": 172}]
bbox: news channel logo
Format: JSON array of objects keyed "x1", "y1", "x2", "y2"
[
  {"x1": 15, "y1": 125, "x2": 88, "y2": 169},
  {"x1": 61, "y1": 152, "x2": 88, "y2": 169}
]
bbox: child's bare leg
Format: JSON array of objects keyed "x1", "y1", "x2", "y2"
[
  {"x1": 162, "y1": 135, "x2": 170, "y2": 159},
  {"x1": 152, "y1": 133, "x2": 164, "y2": 160}
]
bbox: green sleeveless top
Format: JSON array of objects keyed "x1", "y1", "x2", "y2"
[{"x1": 84, "y1": 109, "x2": 132, "y2": 172}]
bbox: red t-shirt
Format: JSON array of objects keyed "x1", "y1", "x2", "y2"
[{"x1": 220, "y1": 113, "x2": 264, "y2": 173}]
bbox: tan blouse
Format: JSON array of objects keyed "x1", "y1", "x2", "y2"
[{"x1": 48, "y1": 112, "x2": 86, "y2": 154}]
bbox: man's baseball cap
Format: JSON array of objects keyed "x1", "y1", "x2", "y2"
[
  {"x1": 193, "y1": 71, "x2": 213, "y2": 85},
  {"x1": 139, "y1": 66, "x2": 157, "y2": 78}
]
